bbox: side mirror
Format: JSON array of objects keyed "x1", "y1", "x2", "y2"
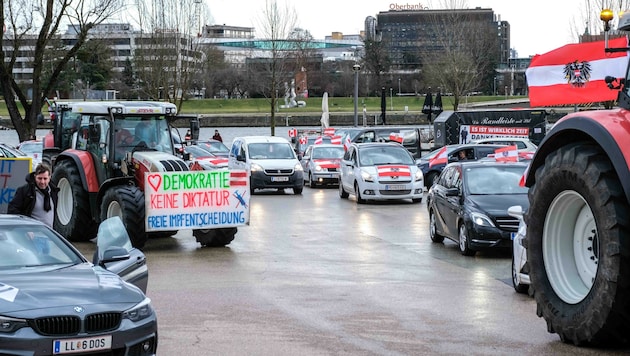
[
  {"x1": 98, "y1": 247, "x2": 130, "y2": 267},
  {"x1": 237, "y1": 153, "x2": 246, "y2": 162},
  {"x1": 507, "y1": 205, "x2": 524, "y2": 219},
  {"x1": 445, "y1": 187, "x2": 460, "y2": 196}
]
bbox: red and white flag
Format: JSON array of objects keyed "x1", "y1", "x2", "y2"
[
  {"x1": 314, "y1": 136, "x2": 323, "y2": 145},
  {"x1": 494, "y1": 145, "x2": 519, "y2": 162},
  {"x1": 526, "y1": 37, "x2": 629, "y2": 106},
  {"x1": 389, "y1": 132, "x2": 404, "y2": 143},
  {"x1": 229, "y1": 170, "x2": 248, "y2": 186},
  {"x1": 428, "y1": 146, "x2": 448, "y2": 168},
  {"x1": 323, "y1": 127, "x2": 335, "y2": 136},
  {"x1": 343, "y1": 134, "x2": 352, "y2": 151},
  {"x1": 331, "y1": 135, "x2": 342, "y2": 145},
  {"x1": 377, "y1": 165, "x2": 411, "y2": 177}
]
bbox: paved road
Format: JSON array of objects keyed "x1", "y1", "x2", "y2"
[{"x1": 76, "y1": 187, "x2": 629, "y2": 355}]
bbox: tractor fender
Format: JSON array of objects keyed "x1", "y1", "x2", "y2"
[
  {"x1": 525, "y1": 108, "x2": 630, "y2": 203},
  {"x1": 54, "y1": 150, "x2": 100, "y2": 193}
]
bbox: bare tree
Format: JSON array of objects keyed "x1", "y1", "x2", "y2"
[
  {"x1": 130, "y1": 0, "x2": 207, "y2": 110},
  {"x1": 422, "y1": 0, "x2": 499, "y2": 110},
  {"x1": 362, "y1": 39, "x2": 391, "y2": 95},
  {"x1": 0, "y1": 0, "x2": 123, "y2": 142},
  {"x1": 253, "y1": 0, "x2": 297, "y2": 136}
]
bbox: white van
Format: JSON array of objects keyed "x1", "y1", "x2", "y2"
[{"x1": 228, "y1": 136, "x2": 304, "y2": 194}]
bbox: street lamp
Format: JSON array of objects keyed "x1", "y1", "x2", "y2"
[
  {"x1": 398, "y1": 78, "x2": 401, "y2": 95},
  {"x1": 493, "y1": 76, "x2": 497, "y2": 96},
  {"x1": 352, "y1": 63, "x2": 361, "y2": 127},
  {"x1": 390, "y1": 88, "x2": 393, "y2": 110}
]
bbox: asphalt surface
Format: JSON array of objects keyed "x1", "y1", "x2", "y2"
[{"x1": 75, "y1": 187, "x2": 630, "y2": 356}]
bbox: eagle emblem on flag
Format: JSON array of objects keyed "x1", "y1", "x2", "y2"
[{"x1": 563, "y1": 60, "x2": 591, "y2": 87}]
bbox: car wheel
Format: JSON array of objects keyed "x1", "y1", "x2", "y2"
[
  {"x1": 425, "y1": 171, "x2": 439, "y2": 189},
  {"x1": 194, "y1": 227, "x2": 237, "y2": 247},
  {"x1": 309, "y1": 173, "x2": 317, "y2": 188},
  {"x1": 512, "y1": 252, "x2": 528, "y2": 294},
  {"x1": 429, "y1": 210, "x2": 444, "y2": 243},
  {"x1": 339, "y1": 179, "x2": 349, "y2": 198},
  {"x1": 458, "y1": 224, "x2": 475, "y2": 256},
  {"x1": 527, "y1": 143, "x2": 630, "y2": 345},
  {"x1": 354, "y1": 182, "x2": 366, "y2": 204},
  {"x1": 293, "y1": 186, "x2": 303, "y2": 195}
]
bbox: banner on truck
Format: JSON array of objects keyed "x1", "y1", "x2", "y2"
[
  {"x1": 144, "y1": 169, "x2": 250, "y2": 231},
  {"x1": 460, "y1": 125, "x2": 530, "y2": 143}
]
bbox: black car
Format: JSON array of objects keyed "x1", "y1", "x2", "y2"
[
  {"x1": 0, "y1": 215, "x2": 157, "y2": 355},
  {"x1": 417, "y1": 144, "x2": 508, "y2": 189},
  {"x1": 426, "y1": 160, "x2": 529, "y2": 256}
]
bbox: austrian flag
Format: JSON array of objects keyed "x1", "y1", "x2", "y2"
[
  {"x1": 377, "y1": 165, "x2": 411, "y2": 177},
  {"x1": 494, "y1": 145, "x2": 519, "y2": 162},
  {"x1": 526, "y1": 37, "x2": 629, "y2": 106}
]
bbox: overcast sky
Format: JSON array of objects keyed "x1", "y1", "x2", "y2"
[{"x1": 205, "y1": 0, "x2": 589, "y2": 58}]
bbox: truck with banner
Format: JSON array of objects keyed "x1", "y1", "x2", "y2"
[{"x1": 432, "y1": 109, "x2": 548, "y2": 148}]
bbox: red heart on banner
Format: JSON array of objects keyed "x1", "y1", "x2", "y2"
[{"x1": 147, "y1": 174, "x2": 162, "y2": 191}]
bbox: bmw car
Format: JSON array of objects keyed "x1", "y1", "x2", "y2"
[
  {"x1": 0, "y1": 215, "x2": 157, "y2": 355},
  {"x1": 339, "y1": 142, "x2": 424, "y2": 204},
  {"x1": 426, "y1": 160, "x2": 529, "y2": 256}
]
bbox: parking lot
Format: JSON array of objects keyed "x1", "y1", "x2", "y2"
[{"x1": 76, "y1": 187, "x2": 630, "y2": 355}]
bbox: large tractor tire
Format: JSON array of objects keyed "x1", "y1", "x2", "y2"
[
  {"x1": 527, "y1": 143, "x2": 630, "y2": 346},
  {"x1": 193, "y1": 227, "x2": 237, "y2": 247},
  {"x1": 53, "y1": 160, "x2": 96, "y2": 241},
  {"x1": 100, "y1": 185, "x2": 147, "y2": 249}
]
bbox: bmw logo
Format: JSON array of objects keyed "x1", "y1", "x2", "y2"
[{"x1": 74, "y1": 306, "x2": 84, "y2": 313}]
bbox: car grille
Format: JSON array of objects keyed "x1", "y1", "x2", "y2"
[
  {"x1": 325, "y1": 168, "x2": 338, "y2": 172},
  {"x1": 379, "y1": 189, "x2": 412, "y2": 195},
  {"x1": 495, "y1": 216, "x2": 519, "y2": 232},
  {"x1": 264, "y1": 168, "x2": 293, "y2": 175},
  {"x1": 160, "y1": 159, "x2": 189, "y2": 171},
  {"x1": 32, "y1": 313, "x2": 121, "y2": 336}
]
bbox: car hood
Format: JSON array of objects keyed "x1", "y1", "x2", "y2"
[
  {"x1": 0, "y1": 263, "x2": 144, "y2": 314},
  {"x1": 252, "y1": 159, "x2": 298, "y2": 169},
  {"x1": 467, "y1": 194, "x2": 529, "y2": 216}
]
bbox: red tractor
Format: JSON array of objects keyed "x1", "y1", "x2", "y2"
[
  {"x1": 524, "y1": 10, "x2": 630, "y2": 345},
  {"x1": 43, "y1": 101, "x2": 237, "y2": 248}
]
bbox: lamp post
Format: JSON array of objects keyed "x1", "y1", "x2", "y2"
[
  {"x1": 352, "y1": 64, "x2": 361, "y2": 127},
  {"x1": 390, "y1": 88, "x2": 393, "y2": 110},
  {"x1": 493, "y1": 76, "x2": 497, "y2": 96},
  {"x1": 398, "y1": 78, "x2": 401, "y2": 95}
]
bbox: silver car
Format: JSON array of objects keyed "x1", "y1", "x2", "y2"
[{"x1": 0, "y1": 215, "x2": 157, "y2": 355}]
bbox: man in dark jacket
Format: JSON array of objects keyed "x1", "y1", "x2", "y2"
[{"x1": 8, "y1": 163, "x2": 59, "y2": 228}]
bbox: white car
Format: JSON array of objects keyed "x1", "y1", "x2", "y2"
[
  {"x1": 472, "y1": 137, "x2": 538, "y2": 152},
  {"x1": 508, "y1": 205, "x2": 530, "y2": 294},
  {"x1": 339, "y1": 142, "x2": 424, "y2": 204}
]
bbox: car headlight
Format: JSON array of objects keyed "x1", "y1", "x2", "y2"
[
  {"x1": 250, "y1": 163, "x2": 263, "y2": 172},
  {"x1": 123, "y1": 297, "x2": 154, "y2": 322},
  {"x1": 471, "y1": 212, "x2": 495, "y2": 227},
  {"x1": 294, "y1": 162, "x2": 303, "y2": 171},
  {"x1": 0, "y1": 315, "x2": 28, "y2": 333},
  {"x1": 360, "y1": 169, "x2": 373, "y2": 182},
  {"x1": 414, "y1": 170, "x2": 423, "y2": 182},
  {"x1": 314, "y1": 164, "x2": 322, "y2": 172}
]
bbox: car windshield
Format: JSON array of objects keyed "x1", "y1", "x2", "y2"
[
  {"x1": 248, "y1": 143, "x2": 295, "y2": 159},
  {"x1": 200, "y1": 141, "x2": 230, "y2": 154},
  {"x1": 0, "y1": 224, "x2": 83, "y2": 269},
  {"x1": 464, "y1": 165, "x2": 529, "y2": 195},
  {"x1": 186, "y1": 145, "x2": 215, "y2": 158},
  {"x1": 312, "y1": 146, "x2": 344, "y2": 159},
  {"x1": 17, "y1": 142, "x2": 43, "y2": 155},
  {"x1": 359, "y1": 146, "x2": 414, "y2": 166}
]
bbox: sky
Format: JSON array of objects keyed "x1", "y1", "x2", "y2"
[{"x1": 205, "y1": 0, "x2": 583, "y2": 58}]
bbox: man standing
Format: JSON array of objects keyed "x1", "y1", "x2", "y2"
[
  {"x1": 8, "y1": 163, "x2": 59, "y2": 228},
  {"x1": 212, "y1": 130, "x2": 223, "y2": 142}
]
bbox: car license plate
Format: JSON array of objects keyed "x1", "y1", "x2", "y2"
[
  {"x1": 386, "y1": 184, "x2": 405, "y2": 190},
  {"x1": 510, "y1": 232, "x2": 517, "y2": 240},
  {"x1": 271, "y1": 176, "x2": 289, "y2": 182},
  {"x1": 53, "y1": 335, "x2": 112, "y2": 354}
]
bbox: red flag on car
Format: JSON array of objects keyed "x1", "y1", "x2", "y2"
[
  {"x1": 526, "y1": 37, "x2": 628, "y2": 106},
  {"x1": 429, "y1": 146, "x2": 448, "y2": 168}
]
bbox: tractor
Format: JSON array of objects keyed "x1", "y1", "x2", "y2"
[
  {"x1": 43, "y1": 101, "x2": 237, "y2": 248},
  {"x1": 523, "y1": 9, "x2": 630, "y2": 345}
]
